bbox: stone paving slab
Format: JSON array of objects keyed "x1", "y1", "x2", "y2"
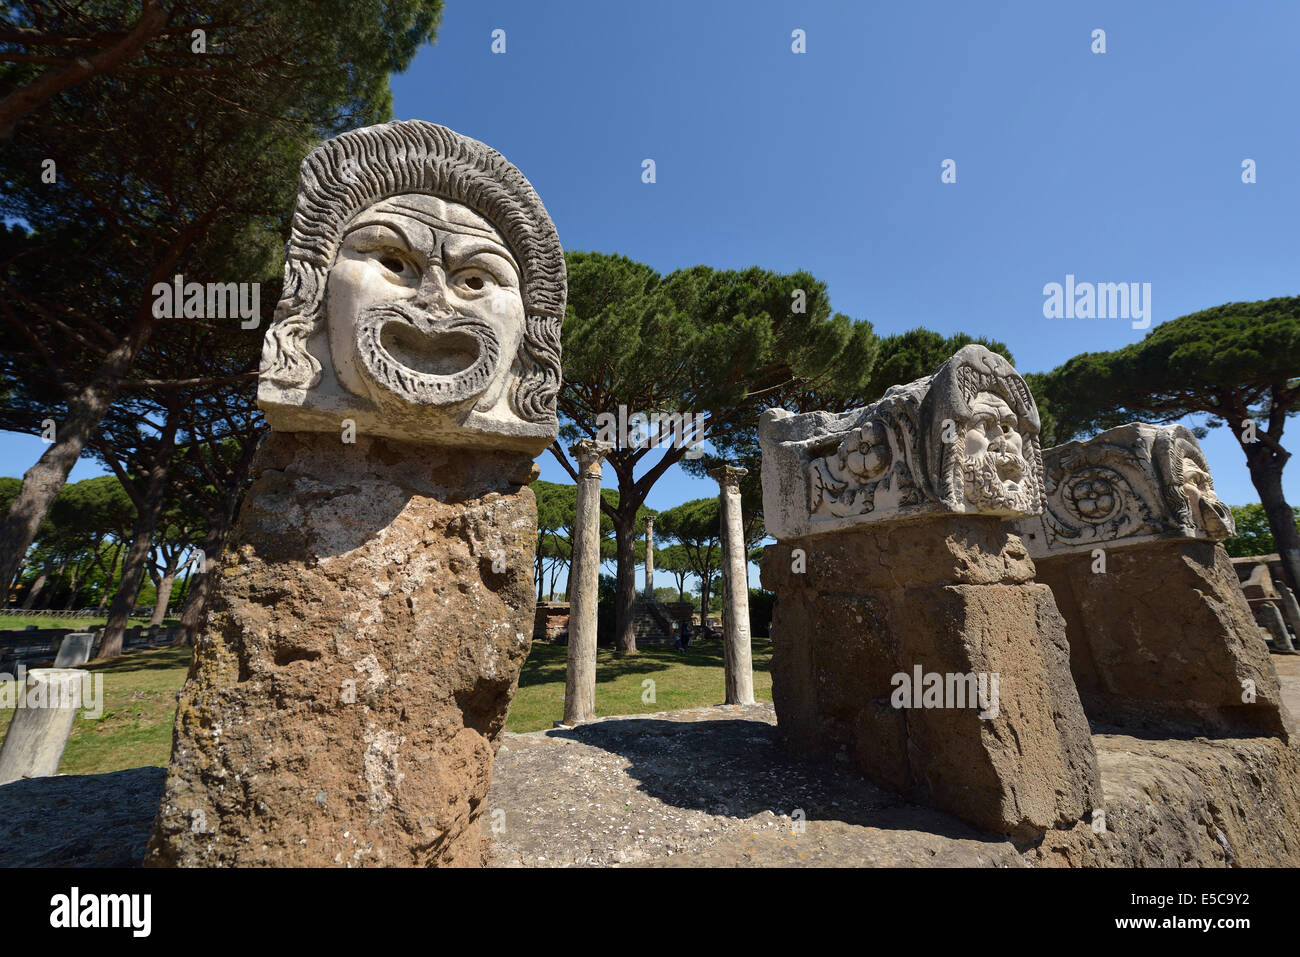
[{"x1": 485, "y1": 703, "x2": 1025, "y2": 867}]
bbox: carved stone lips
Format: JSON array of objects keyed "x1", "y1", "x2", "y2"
[
  {"x1": 355, "y1": 306, "x2": 501, "y2": 406},
  {"x1": 994, "y1": 451, "x2": 1025, "y2": 486}
]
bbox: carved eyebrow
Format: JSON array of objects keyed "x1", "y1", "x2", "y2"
[
  {"x1": 342, "y1": 219, "x2": 416, "y2": 251},
  {"x1": 450, "y1": 243, "x2": 520, "y2": 277}
]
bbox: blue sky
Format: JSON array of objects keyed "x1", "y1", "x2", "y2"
[{"x1": 2, "y1": 0, "x2": 1297, "y2": 592}]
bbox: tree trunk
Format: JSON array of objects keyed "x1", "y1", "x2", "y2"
[
  {"x1": 94, "y1": 540, "x2": 123, "y2": 615},
  {"x1": 20, "y1": 570, "x2": 47, "y2": 609},
  {"x1": 95, "y1": 420, "x2": 178, "y2": 660},
  {"x1": 176, "y1": 557, "x2": 194, "y2": 606},
  {"x1": 613, "y1": 511, "x2": 637, "y2": 654},
  {"x1": 150, "y1": 567, "x2": 177, "y2": 625},
  {"x1": 698, "y1": 551, "x2": 713, "y2": 628},
  {"x1": 1247, "y1": 452, "x2": 1300, "y2": 598},
  {"x1": 99, "y1": 530, "x2": 149, "y2": 658},
  {"x1": 171, "y1": 445, "x2": 258, "y2": 648},
  {"x1": 0, "y1": 323, "x2": 149, "y2": 598},
  {"x1": 173, "y1": 561, "x2": 213, "y2": 647},
  {"x1": 63, "y1": 563, "x2": 84, "y2": 609}
]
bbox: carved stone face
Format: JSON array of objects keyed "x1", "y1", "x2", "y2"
[
  {"x1": 1179, "y1": 456, "x2": 1232, "y2": 537},
  {"x1": 326, "y1": 194, "x2": 525, "y2": 416},
  {"x1": 960, "y1": 392, "x2": 1033, "y2": 512}
]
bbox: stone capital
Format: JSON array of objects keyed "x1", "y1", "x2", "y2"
[
  {"x1": 709, "y1": 465, "x2": 749, "y2": 488},
  {"x1": 570, "y1": 439, "x2": 613, "y2": 474}
]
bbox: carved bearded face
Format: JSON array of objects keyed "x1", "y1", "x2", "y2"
[
  {"x1": 326, "y1": 194, "x2": 525, "y2": 416},
  {"x1": 959, "y1": 392, "x2": 1034, "y2": 512},
  {"x1": 1179, "y1": 455, "x2": 1233, "y2": 538}
]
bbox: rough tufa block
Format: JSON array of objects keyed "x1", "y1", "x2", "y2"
[
  {"x1": 759, "y1": 346, "x2": 1100, "y2": 838},
  {"x1": 1014, "y1": 423, "x2": 1291, "y2": 737},
  {"x1": 146, "y1": 435, "x2": 539, "y2": 866}
]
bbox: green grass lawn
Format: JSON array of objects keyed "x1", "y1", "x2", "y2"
[
  {"x1": 0, "y1": 637, "x2": 773, "y2": 775},
  {"x1": 508, "y1": 637, "x2": 773, "y2": 732},
  {"x1": 0, "y1": 615, "x2": 176, "y2": 631}
]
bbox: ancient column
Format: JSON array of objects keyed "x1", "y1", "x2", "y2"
[
  {"x1": 643, "y1": 515, "x2": 655, "y2": 598},
  {"x1": 1277, "y1": 582, "x2": 1300, "y2": 648},
  {"x1": 1257, "y1": 603, "x2": 1297, "y2": 653},
  {"x1": 1015, "y1": 423, "x2": 1291, "y2": 735},
  {"x1": 145, "y1": 121, "x2": 566, "y2": 867},
  {"x1": 0, "y1": 669, "x2": 86, "y2": 784},
  {"x1": 711, "y1": 465, "x2": 755, "y2": 705},
  {"x1": 760, "y1": 345, "x2": 1100, "y2": 838},
  {"x1": 564, "y1": 439, "x2": 611, "y2": 725}
]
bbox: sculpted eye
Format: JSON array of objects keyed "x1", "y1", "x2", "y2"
[
  {"x1": 379, "y1": 255, "x2": 407, "y2": 274},
  {"x1": 452, "y1": 268, "x2": 493, "y2": 292}
]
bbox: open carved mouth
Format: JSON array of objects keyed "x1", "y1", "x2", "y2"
[
  {"x1": 994, "y1": 451, "x2": 1024, "y2": 486},
  {"x1": 355, "y1": 307, "x2": 501, "y2": 407},
  {"x1": 380, "y1": 323, "x2": 480, "y2": 376},
  {"x1": 1198, "y1": 496, "x2": 1232, "y2": 534}
]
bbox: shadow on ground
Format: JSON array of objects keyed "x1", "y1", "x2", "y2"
[
  {"x1": 0, "y1": 766, "x2": 165, "y2": 867},
  {"x1": 546, "y1": 714, "x2": 992, "y2": 837}
]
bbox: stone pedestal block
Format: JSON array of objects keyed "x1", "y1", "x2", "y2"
[
  {"x1": 1034, "y1": 542, "x2": 1291, "y2": 736},
  {"x1": 145, "y1": 433, "x2": 538, "y2": 867},
  {"x1": 1256, "y1": 601, "x2": 1297, "y2": 653},
  {"x1": 761, "y1": 516, "x2": 1100, "y2": 839}
]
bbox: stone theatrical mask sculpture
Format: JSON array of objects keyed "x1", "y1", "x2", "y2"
[
  {"x1": 258, "y1": 120, "x2": 564, "y2": 454},
  {"x1": 1016, "y1": 422, "x2": 1235, "y2": 557},
  {"x1": 762, "y1": 344, "x2": 1045, "y2": 539}
]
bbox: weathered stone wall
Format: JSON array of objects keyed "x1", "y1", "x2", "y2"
[
  {"x1": 1035, "y1": 733, "x2": 1300, "y2": 867},
  {"x1": 145, "y1": 432, "x2": 538, "y2": 867},
  {"x1": 762, "y1": 516, "x2": 1100, "y2": 839},
  {"x1": 533, "y1": 602, "x2": 570, "y2": 641},
  {"x1": 1034, "y1": 541, "x2": 1291, "y2": 737}
]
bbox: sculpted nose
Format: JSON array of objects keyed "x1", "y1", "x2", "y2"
[{"x1": 413, "y1": 267, "x2": 454, "y2": 318}]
